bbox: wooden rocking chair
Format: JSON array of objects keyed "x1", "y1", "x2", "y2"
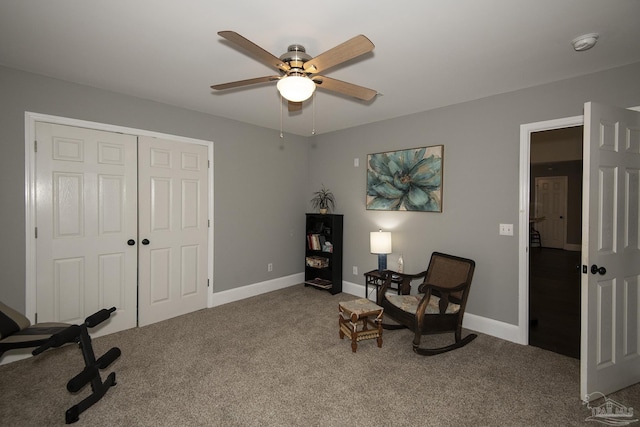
[{"x1": 376, "y1": 252, "x2": 476, "y2": 356}]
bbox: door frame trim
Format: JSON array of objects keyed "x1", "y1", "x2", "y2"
[
  {"x1": 518, "y1": 115, "x2": 583, "y2": 345},
  {"x1": 24, "y1": 112, "x2": 215, "y2": 321}
]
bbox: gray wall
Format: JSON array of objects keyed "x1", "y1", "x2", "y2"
[
  {"x1": 2, "y1": 62, "x2": 639, "y2": 327},
  {"x1": 310, "y1": 62, "x2": 640, "y2": 325},
  {"x1": 0, "y1": 65, "x2": 309, "y2": 312}
]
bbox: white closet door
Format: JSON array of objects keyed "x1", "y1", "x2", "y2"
[
  {"x1": 35, "y1": 122, "x2": 138, "y2": 336},
  {"x1": 137, "y1": 136, "x2": 209, "y2": 326}
]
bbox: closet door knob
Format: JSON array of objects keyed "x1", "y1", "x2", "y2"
[
  {"x1": 127, "y1": 239, "x2": 136, "y2": 246},
  {"x1": 590, "y1": 264, "x2": 606, "y2": 275},
  {"x1": 142, "y1": 239, "x2": 150, "y2": 245}
]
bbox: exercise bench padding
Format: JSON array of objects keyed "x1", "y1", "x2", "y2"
[{"x1": 0, "y1": 302, "x2": 121, "y2": 424}]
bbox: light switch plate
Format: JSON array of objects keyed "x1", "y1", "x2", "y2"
[{"x1": 499, "y1": 224, "x2": 514, "y2": 236}]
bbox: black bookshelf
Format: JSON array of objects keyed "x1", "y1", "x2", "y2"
[{"x1": 304, "y1": 214, "x2": 343, "y2": 295}]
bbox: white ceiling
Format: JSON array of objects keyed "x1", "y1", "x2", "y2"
[{"x1": 1, "y1": 1, "x2": 639, "y2": 136}]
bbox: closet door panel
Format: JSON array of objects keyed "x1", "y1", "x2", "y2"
[
  {"x1": 35, "y1": 122, "x2": 138, "y2": 336},
  {"x1": 138, "y1": 136, "x2": 208, "y2": 326}
]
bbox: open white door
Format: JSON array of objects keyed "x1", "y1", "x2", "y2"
[
  {"x1": 137, "y1": 136, "x2": 209, "y2": 326},
  {"x1": 581, "y1": 102, "x2": 640, "y2": 400}
]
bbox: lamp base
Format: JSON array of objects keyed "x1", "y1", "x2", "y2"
[{"x1": 377, "y1": 254, "x2": 387, "y2": 272}]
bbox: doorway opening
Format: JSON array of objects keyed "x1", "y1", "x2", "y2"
[
  {"x1": 517, "y1": 115, "x2": 583, "y2": 351},
  {"x1": 528, "y1": 126, "x2": 583, "y2": 358}
]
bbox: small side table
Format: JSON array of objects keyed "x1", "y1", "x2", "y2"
[
  {"x1": 364, "y1": 270, "x2": 406, "y2": 300},
  {"x1": 338, "y1": 299, "x2": 383, "y2": 352}
]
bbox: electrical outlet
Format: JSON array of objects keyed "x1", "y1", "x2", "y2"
[
  {"x1": 499, "y1": 224, "x2": 514, "y2": 236},
  {"x1": 352, "y1": 266, "x2": 358, "y2": 275},
  {"x1": 267, "y1": 263, "x2": 273, "y2": 272},
  {"x1": 354, "y1": 158, "x2": 359, "y2": 167}
]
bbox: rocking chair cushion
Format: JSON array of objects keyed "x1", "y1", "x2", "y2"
[{"x1": 386, "y1": 294, "x2": 460, "y2": 315}]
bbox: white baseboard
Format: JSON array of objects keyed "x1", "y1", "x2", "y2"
[
  {"x1": 342, "y1": 280, "x2": 523, "y2": 345},
  {"x1": 564, "y1": 243, "x2": 581, "y2": 251},
  {"x1": 342, "y1": 280, "x2": 367, "y2": 299},
  {"x1": 209, "y1": 273, "x2": 304, "y2": 307},
  {"x1": 462, "y1": 313, "x2": 522, "y2": 344},
  {"x1": 0, "y1": 349, "x2": 32, "y2": 365}
]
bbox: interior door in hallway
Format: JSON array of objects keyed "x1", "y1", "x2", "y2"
[
  {"x1": 581, "y1": 102, "x2": 640, "y2": 400},
  {"x1": 534, "y1": 176, "x2": 567, "y2": 249},
  {"x1": 35, "y1": 122, "x2": 138, "y2": 336},
  {"x1": 137, "y1": 136, "x2": 209, "y2": 327}
]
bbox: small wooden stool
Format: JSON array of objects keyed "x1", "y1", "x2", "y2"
[{"x1": 338, "y1": 299, "x2": 383, "y2": 352}]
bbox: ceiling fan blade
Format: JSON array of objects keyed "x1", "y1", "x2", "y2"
[
  {"x1": 211, "y1": 76, "x2": 279, "y2": 90},
  {"x1": 303, "y1": 35, "x2": 374, "y2": 74},
  {"x1": 312, "y1": 76, "x2": 377, "y2": 101},
  {"x1": 288, "y1": 101, "x2": 303, "y2": 112},
  {"x1": 218, "y1": 31, "x2": 290, "y2": 72}
]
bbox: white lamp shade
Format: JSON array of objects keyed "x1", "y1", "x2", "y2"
[
  {"x1": 277, "y1": 75, "x2": 316, "y2": 102},
  {"x1": 370, "y1": 231, "x2": 392, "y2": 254}
]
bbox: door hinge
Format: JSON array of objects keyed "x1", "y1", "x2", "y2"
[
  {"x1": 208, "y1": 160, "x2": 211, "y2": 168},
  {"x1": 207, "y1": 279, "x2": 210, "y2": 287},
  {"x1": 35, "y1": 313, "x2": 37, "y2": 323},
  {"x1": 35, "y1": 227, "x2": 38, "y2": 238},
  {"x1": 208, "y1": 219, "x2": 210, "y2": 228},
  {"x1": 34, "y1": 140, "x2": 37, "y2": 152}
]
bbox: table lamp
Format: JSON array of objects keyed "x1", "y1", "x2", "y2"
[{"x1": 370, "y1": 229, "x2": 392, "y2": 272}]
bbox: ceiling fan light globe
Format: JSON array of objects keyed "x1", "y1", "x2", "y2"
[{"x1": 277, "y1": 75, "x2": 316, "y2": 102}]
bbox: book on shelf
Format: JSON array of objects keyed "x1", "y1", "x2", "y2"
[
  {"x1": 307, "y1": 233, "x2": 334, "y2": 252},
  {"x1": 304, "y1": 278, "x2": 332, "y2": 289},
  {"x1": 307, "y1": 233, "x2": 321, "y2": 250}
]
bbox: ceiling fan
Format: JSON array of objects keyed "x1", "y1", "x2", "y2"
[{"x1": 211, "y1": 31, "x2": 377, "y2": 111}]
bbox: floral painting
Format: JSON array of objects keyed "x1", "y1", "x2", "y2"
[{"x1": 366, "y1": 145, "x2": 443, "y2": 212}]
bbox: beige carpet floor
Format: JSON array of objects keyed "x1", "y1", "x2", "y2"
[{"x1": 1, "y1": 284, "x2": 638, "y2": 426}]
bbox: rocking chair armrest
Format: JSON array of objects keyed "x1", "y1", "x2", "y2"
[
  {"x1": 413, "y1": 290, "x2": 433, "y2": 327},
  {"x1": 377, "y1": 270, "x2": 428, "y2": 304},
  {"x1": 414, "y1": 282, "x2": 469, "y2": 325},
  {"x1": 418, "y1": 281, "x2": 468, "y2": 296},
  {"x1": 376, "y1": 270, "x2": 394, "y2": 304}
]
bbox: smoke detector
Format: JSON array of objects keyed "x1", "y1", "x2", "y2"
[{"x1": 572, "y1": 33, "x2": 599, "y2": 51}]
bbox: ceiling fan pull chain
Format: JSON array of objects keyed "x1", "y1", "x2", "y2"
[
  {"x1": 311, "y1": 92, "x2": 316, "y2": 135},
  {"x1": 280, "y1": 94, "x2": 284, "y2": 139}
]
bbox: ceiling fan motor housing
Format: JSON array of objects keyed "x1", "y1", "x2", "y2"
[{"x1": 280, "y1": 45, "x2": 312, "y2": 74}]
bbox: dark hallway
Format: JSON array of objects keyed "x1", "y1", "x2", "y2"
[{"x1": 529, "y1": 247, "x2": 581, "y2": 359}]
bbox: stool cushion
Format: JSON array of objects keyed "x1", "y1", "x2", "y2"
[
  {"x1": 338, "y1": 298, "x2": 383, "y2": 319},
  {"x1": 386, "y1": 294, "x2": 459, "y2": 315}
]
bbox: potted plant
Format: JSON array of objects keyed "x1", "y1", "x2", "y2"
[{"x1": 310, "y1": 185, "x2": 336, "y2": 214}]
